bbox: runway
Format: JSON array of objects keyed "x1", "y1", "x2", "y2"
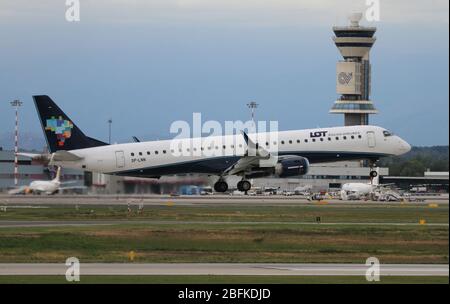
[
  {"x1": 0, "y1": 220, "x2": 448, "y2": 228},
  {"x1": 0, "y1": 194, "x2": 447, "y2": 207},
  {"x1": 0, "y1": 263, "x2": 447, "y2": 276}
]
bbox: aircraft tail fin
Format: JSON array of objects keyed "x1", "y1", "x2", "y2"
[
  {"x1": 33, "y1": 95, "x2": 108, "y2": 153},
  {"x1": 53, "y1": 166, "x2": 61, "y2": 183}
]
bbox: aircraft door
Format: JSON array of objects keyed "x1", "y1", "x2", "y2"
[
  {"x1": 115, "y1": 151, "x2": 125, "y2": 168},
  {"x1": 367, "y1": 131, "x2": 376, "y2": 148}
]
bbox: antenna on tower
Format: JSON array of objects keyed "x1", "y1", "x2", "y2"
[
  {"x1": 349, "y1": 12, "x2": 363, "y2": 27},
  {"x1": 246, "y1": 101, "x2": 259, "y2": 123}
]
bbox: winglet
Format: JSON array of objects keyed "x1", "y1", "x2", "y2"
[{"x1": 240, "y1": 130, "x2": 270, "y2": 158}]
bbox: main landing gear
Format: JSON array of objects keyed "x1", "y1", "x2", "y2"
[
  {"x1": 213, "y1": 179, "x2": 252, "y2": 193},
  {"x1": 214, "y1": 180, "x2": 228, "y2": 193},
  {"x1": 237, "y1": 180, "x2": 252, "y2": 192}
]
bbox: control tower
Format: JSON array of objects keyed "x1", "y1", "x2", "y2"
[{"x1": 330, "y1": 13, "x2": 378, "y2": 126}]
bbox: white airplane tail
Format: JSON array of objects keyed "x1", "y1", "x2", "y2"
[{"x1": 52, "y1": 167, "x2": 61, "y2": 183}]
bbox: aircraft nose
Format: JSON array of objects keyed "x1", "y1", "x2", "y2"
[{"x1": 398, "y1": 137, "x2": 411, "y2": 154}]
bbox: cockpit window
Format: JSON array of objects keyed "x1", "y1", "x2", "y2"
[{"x1": 383, "y1": 130, "x2": 393, "y2": 137}]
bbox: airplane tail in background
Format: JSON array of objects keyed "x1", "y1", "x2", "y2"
[
  {"x1": 52, "y1": 166, "x2": 61, "y2": 183},
  {"x1": 33, "y1": 95, "x2": 108, "y2": 153}
]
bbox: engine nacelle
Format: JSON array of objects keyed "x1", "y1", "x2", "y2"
[{"x1": 275, "y1": 156, "x2": 309, "y2": 177}]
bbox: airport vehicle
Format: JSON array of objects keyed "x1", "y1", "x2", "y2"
[
  {"x1": 27, "y1": 95, "x2": 411, "y2": 193},
  {"x1": 8, "y1": 167, "x2": 82, "y2": 195}
]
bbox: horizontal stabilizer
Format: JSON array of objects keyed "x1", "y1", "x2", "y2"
[{"x1": 51, "y1": 150, "x2": 84, "y2": 162}]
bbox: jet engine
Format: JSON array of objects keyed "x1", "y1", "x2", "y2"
[{"x1": 274, "y1": 156, "x2": 309, "y2": 177}]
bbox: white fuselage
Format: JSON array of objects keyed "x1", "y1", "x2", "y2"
[
  {"x1": 51, "y1": 125, "x2": 411, "y2": 178},
  {"x1": 29, "y1": 180, "x2": 61, "y2": 194},
  {"x1": 340, "y1": 183, "x2": 374, "y2": 200}
]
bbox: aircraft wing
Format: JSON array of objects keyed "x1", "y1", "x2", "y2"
[
  {"x1": 222, "y1": 131, "x2": 275, "y2": 176},
  {"x1": 8, "y1": 186, "x2": 28, "y2": 195},
  {"x1": 58, "y1": 185, "x2": 87, "y2": 191}
]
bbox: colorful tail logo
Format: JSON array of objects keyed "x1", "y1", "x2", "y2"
[{"x1": 45, "y1": 116, "x2": 74, "y2": 147}]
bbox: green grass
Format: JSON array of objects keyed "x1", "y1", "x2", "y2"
[
  {"x1": 0, "y1": 223, "x2": 447, "y2": 263},
  {"x1": 0, "y1": 203, "x2": 447, "y2": 264},
  {"x1": 0, "y1": 203, "x2": 448, "y2": 224},
  {"x1": 0, "y1": 275, "x2": 447, "y2": 284}
]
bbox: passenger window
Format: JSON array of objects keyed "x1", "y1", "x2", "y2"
[
  {"x1": 131, "y1": 153, "x2": 135, "y2": 156},
  {"x1": 147, "y1": 151, "x2": 150, "y2": 155},
  {"x1": 304, "y1": 139, "x2": 308, "y2": 143},
  {"x1": 289, "y1": 140, "x2": 292, "y2": 144},
  {"x1": 297, "y1": 140, "x2": 300, "y2": 143},
  {"x1": 155, "y1": 151, "x2": 159, "y2": 155}
]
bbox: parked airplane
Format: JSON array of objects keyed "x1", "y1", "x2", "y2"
[
  {"x1": 340, "y1": 168, "x2": 398, "y2": 200},
  {"x1": 8, "y1": 166, "x2": 83, "y2": 195},
  {"x1": 27, "y1": 95, "x2": 411, "y2": 192},
  {"x1": 340, "y1": 168, "x2": 381, "y2": 200}
]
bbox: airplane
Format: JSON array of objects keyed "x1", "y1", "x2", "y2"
[
  {"x1": 8, "y1": 166, "x2": 84, "y2": 195},
  {"x1": 339, "y1": 168, "x2": 397, "y2": 200},
  {"x1": 340, "y1": 168, "x2": 380, "y2": 200},
  {"x1": 26, "y1": 95, "x2": 411, "y2": 193}
]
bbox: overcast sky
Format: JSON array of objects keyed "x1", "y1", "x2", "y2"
[{"x1": 0, "y1": 0, "x2": 448, "y2": 146}]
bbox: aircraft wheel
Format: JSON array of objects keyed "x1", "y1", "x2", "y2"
[
  {"x1": 369, "y1": 170, "x2": 378, "y2": 178},
  {"x1": 237, "y1": 180, "x2": 251, "y2": 192},
  {"x1": 214, "y1": 181, "x2": 228, "y2": 193}
]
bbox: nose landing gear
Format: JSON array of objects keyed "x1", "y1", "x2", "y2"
[{"x1": 368, "y1": 159, "x2": 378, "y2": 184}]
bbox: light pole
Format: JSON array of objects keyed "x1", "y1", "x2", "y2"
[
  {"x1": 247, "y1": 101, "x2": 258, "y2": 131},
  {"x1": 10, "y1": 100, "x2": 23, "y2": 187},
  {"x1": 246, "y1": 101, "x2": 258, "y2": 123},
  {"x1": 108, "y1": 118, "x2": 113, "y2": 144}
]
